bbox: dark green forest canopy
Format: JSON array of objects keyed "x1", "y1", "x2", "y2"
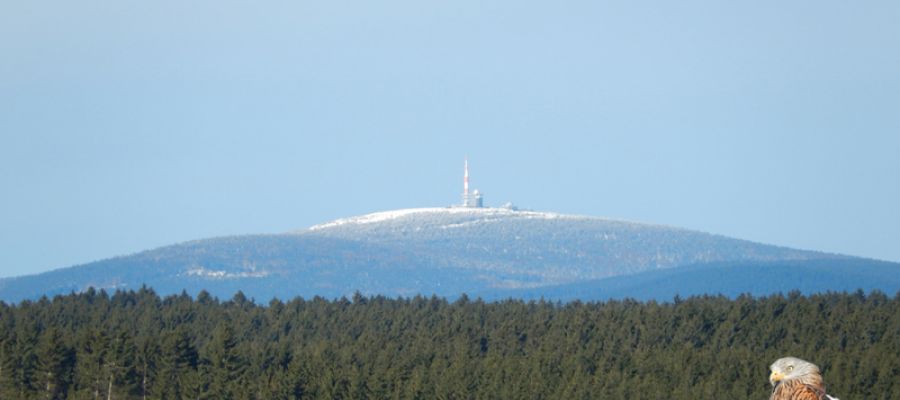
[{"x1": 1, "y1": 289, "x2": 897, "y2": 399}]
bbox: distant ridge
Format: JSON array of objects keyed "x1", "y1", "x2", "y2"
[
  {"x1": 485, "y1": 258, "x2": 900, "y2": 302},
  {"x1": 1, "y1": 207, "x2": 896, "y2": 302}
]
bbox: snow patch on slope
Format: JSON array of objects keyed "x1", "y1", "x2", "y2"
[
  {"x1": 182, "y1": 266, "x2": 271, "y2": 280},
  {"x1": 308, "y1": 207, "x2": 583, "y2": 231}
]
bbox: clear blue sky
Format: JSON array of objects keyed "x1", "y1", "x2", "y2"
[{"x1": 2, "y1": 1, "x2": 899, "y2": 278}]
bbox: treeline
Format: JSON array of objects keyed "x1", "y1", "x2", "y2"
[{"x1": 1, "y1": 289, "x2": 898, "y2": 399}]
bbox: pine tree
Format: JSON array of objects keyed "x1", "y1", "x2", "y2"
[
  {"x1": 72, "y1": 329, "x2": 108, "y2": 400},
  {"x1": 154, "y1": 327, "x2": 198, "y2": 399},
  {"x1": 13, "y1": 317, "x2": 40, "y2": 399},
  {"x1": 104, "y1": 328, "x2": 138, "y2": 399},
  {"x1": 0, "y1": 312, "x2": 16, "y2": 398},
  {"x1": 134, "y1": 334, "x2": 159, "y2": 400},
  {"x1": 37, "y1": 327, "x2": 74, "y2": 399},
  {"x1": 201, "y1": 321, "x2": 244, "y2": 399}
]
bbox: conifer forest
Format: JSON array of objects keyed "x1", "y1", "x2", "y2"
[{"x1": 0, "y1": 288, "x2": 897, "y2": 399}]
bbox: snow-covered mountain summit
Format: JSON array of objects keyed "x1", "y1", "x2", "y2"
[
  {"x1": 308, "y1": 207, "x2": 578, "y2": 231},
  {"x1": 306, "y1": 207, "x2": 604, "y2": 238},
  {"x1": 297, "y1": 207, "x2": 828, "y2": 287}
]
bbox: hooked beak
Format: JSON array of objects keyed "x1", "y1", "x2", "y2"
[{"x1": 769, "y1": 371, "x2": 784, "y2": 386}]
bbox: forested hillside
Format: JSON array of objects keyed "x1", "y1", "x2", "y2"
[{"x1": 1, "y1": 289, "x2": 897, "y2": 399}]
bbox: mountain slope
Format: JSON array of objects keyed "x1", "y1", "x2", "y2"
[
  {"x1": 485, "y1": 258, "x2": 900, "y2": 302},
  {"x1": 0, "y1": 207, "x2": 895, "y2": 302},
  {"x1": 303, "y1": 207, "x2": 836, "y2": 285}
]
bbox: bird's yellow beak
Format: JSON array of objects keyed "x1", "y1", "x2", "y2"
[{"x1": 769, "y1": 371, "x2": 784, "y2": 385}]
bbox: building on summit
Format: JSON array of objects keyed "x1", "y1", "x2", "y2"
[{"x1": 461, "y1": 158, "x2": 484, "y2": 208}]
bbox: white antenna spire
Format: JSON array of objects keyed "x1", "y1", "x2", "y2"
[
  {"x1": 464, "y1": 156, "x2": 470, "y2": 196},
  {"x1": 460, "y1": 156, "x2": 483, "y2": 208}
]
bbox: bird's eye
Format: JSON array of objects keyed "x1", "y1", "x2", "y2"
[{"x1": 787, "y1": 366, "x2": 794, "y2": 372}]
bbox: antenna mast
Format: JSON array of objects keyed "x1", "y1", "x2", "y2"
[
  {"x1": 461, "y1": 157, "x2": 483, "y2": 208},
  {"x1": 464, "y1": 157, "x2": 470, "y2": 196}
]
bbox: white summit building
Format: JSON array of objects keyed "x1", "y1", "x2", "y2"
[{"x1": 460, "y1": 158, "x2": 483, "y2": 208}]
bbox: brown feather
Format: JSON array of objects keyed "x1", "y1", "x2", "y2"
[{"x1": 770, "y1": 380, "x2": 827, "y2": 400}]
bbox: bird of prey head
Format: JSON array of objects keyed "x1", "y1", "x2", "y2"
[
  {"x1": 770, "y1": 357, "x2": 821, "y2": 387},
  {"x1": 768, "y1": 357, "x2": 839, "y2": 400}
]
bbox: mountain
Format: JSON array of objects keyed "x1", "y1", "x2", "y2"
[{"x1": 1, "y1": 207, "x2": 897, "y2": 302}]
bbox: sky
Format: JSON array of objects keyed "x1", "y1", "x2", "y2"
[{"x1": 1, "y1": 0, "x2": 899, "y2": 278}]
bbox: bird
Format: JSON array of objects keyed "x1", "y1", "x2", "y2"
[{"x1": 769, "y1": 357, "x2": 839, "y2": 400}]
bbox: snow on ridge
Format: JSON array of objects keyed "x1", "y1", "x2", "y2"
[
  {"x1": 310, "y1": 208, "x2": 449, "y2": 230},
  {"x1": 307, "y1": 207, "x2": 586, "y2": 231},
  {"x1": 182, "y1": 266, "x2": 271, "y2": 280}
]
